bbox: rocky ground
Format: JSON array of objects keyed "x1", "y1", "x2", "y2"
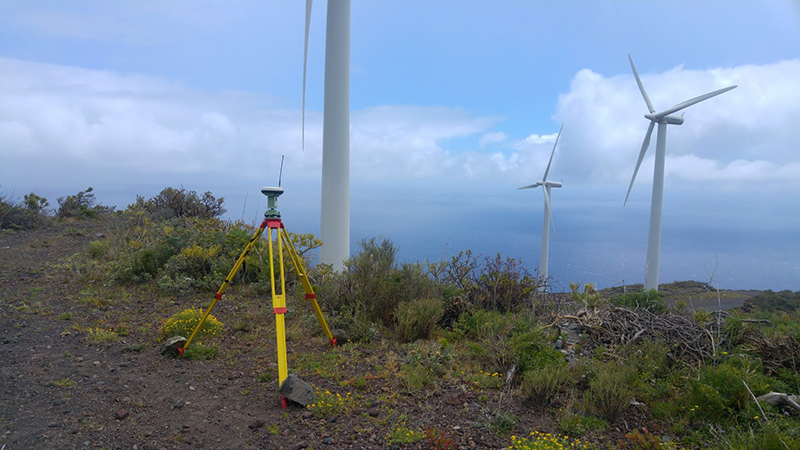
[{"x1": 0, "y1": 219, "x2": 766, "y2": 449}]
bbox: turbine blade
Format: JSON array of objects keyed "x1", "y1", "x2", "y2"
[
  {"x1": 655, "y1": 85, "x2": 737, "y2": 118},
  {"x1": 302, "y1": 0, "x2": 313, "y2": 151},
  {"x1": 629, "y1": 54, "x2": 655, "y2": 114},
  {"x1": 542, "y1": 188, "x2": 556, "y2": 235},
  {"x1": 518, "y1": 183, "x2": 542, "y2": 190},
  {"x1": 542, "y1": 124, "x2": 563, "y2": 181},
  {"x1": 625, "y1": 121, "x2": 655, "y2": 206}
]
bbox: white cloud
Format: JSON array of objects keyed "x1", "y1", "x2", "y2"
[
  {"x1": 553, "y1": 60, "x2": 800, "y2": 187},
  {"x1": 479, "y1": 132, "x2": 507, "y2": 147},
  {"x1": 2, "y1": 56, "x2": 799, "y2": 205}
]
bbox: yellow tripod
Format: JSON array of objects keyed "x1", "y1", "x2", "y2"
[{"x1": 179, "y1": 187, "x2": 336, "y2": 407}]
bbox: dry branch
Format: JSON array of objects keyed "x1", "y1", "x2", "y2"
[{"x1": 553, "y1": 305, "x2": 720, "y2": 365}]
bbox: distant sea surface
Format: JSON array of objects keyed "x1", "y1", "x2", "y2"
[{"x1": 350, "y1": 211, "x2": 800, "y2": 293}]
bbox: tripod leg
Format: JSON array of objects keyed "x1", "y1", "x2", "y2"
[
  {"x1": 181, "y1": 220, "x2": 268, "y2": 353},
  {"x1": 268, "y1": 226, "x2": 289, "y2": 387},
  {"x1": 280, "y1": 228, "x2": 335, "y2": 344}
]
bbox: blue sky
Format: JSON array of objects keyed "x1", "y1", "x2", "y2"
[{"x1": 1, "y1": 1, "x2": 799, "y2": 290}]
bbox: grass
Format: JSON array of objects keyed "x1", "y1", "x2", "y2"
[
  {"x1": 86, "y1": 327, "x2": 119, "y2": 343},
  {"x1": 51, "y1": 377, "x2": 76, "y2": 387}
]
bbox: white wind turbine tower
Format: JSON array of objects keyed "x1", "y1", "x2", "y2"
[
  {"x1": 625, "y1": 54, "x2": 736, "y2": 291},
  {"x1": 302, "y1": 0, "x2": 350, "y2": 271},
  {"x1": 519, "y1": 124, "x2": 564, "y2": 292}
]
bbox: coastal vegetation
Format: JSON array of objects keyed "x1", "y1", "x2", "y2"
[{"x1": 3, "y1": 186, "x2": 800, "y2": 448}]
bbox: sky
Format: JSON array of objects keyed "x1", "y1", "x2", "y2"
[{"x1": 1, "y1": 1, "x2": 799, "y2": 291}]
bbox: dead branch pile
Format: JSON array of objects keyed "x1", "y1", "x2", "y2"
[
  {"x1": 559, "y1": 305, "x2": 721, "y2": 365},
  {"x1": 743, "y1": 334, "x2": 800, "y2": 375}
]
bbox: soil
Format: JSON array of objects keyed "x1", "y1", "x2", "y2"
[{"x1": 0, "y1": 219, "x2": 766, "y2": 449}]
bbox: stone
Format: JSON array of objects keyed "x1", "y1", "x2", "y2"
[
  {"x1": 444, "y1": 396, "x2": 461, "y2": 406},
  {"x1": 114, "y1": 409, "x2": 129, "y2": 420},
  {"x1": 331, "y1": 329, "x2": 349, "y2": 344},
  {"x1": 321, "y1": 437, "x2": 333, "y2": 445},
  {"x1": 279, "y1": 374, "x2": 315, "y2": 406},
  {"x1": 161, "y1": 336, "x2": 187, "y2": 356},
  {"x1": 248, "y1": 420, "x2": 265, "y2": 429}
]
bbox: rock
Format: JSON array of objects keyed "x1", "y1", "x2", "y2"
[
  {"x1": 279, "y1": 374, "x2": 315, "y2": 406},
  {"x1": 444, "y1": 396, "x2": 461, "y2": 406},
  {"x1": 367, "y1": 407, "x2": 380, "y2": 417},
  {"x1": 331, "y1": 329, "x2": 349, "y2": 344},
  {"x1": 114, "y1": 409, "x2": 129, "y2": 420},
  {"x1": 172, "y1": 399, "x2": 185, "y2": 409},
  {"x1": 248, "y1": 420, "x2": 265, "y2": 429},
  {"x1": 322, "y1": 437, "x2": 333, "y2": 445},
  {"x1": 161, "y1": 336, "x2": 187, "y2": 356}
]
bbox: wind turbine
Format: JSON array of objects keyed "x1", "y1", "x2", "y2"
[
  {"x1": 302, "y1": 0, "x2": 351, "y2": 271},
  {"x1": 519, "y1": 124, "x2": 564, "y2": 291},
  {"x1": 625, "y1": 54, "x2": 736, "y2": 291}
]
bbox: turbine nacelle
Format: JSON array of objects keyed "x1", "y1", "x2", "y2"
[{"x1": 645, "y1": 114, "x2": 684, "y2": 125}]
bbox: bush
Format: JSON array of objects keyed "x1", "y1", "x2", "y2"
[
  {"x1": 583, "y1": 361, "x2": 636, "y2": 421},
  {"x1": 326, "y1": 237, "x2": 437, "y2": 328},
  {"x1": 452, "y1": 310, "x2": 561, "y2": 376},
  {"x1": 57, "y1": 187, "x2": 109, "y2": 218},
  {"x1": 162, "y1": 308, "x2": 224, "y2": 341},
  {"x1": 395, "y1": 298, "x2": 444, "y2": 342},
  {"x1": 131, "y1": 187, "x2": 226, "y2": 219},
  {"x1": 683, "y1": 356, "x2": 781, "y2": 424},
  {"x1": 522, "y1": 363, "x2": 572, "y2": 406},
  {"x1": 0, "y1": 190, "x2": 49, "y2": 230},
  {"x1": 474, "y1": 253, "x2": 538, "y2": 312},
  {"x1": 611, "y1": 289, "x2": 666, "y2": 314}
]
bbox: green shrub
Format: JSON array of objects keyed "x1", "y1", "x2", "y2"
[
  {"x1": 557, "y1": 408, "x2": 607, "y2": 436},
  {"x1": 0, "y1": 190, "x2": 49, "y2": 230},
  {"x1": 87, "y1": 240, "x2": 111, "y2": 260},
  {"x1": 57, "y1": 187, "x2": 110, "y2": 218},
  {"x1": 474, "y1": 253, "x2": 538, "y2": 312},
  {"x1": 453, "y1": 310, "x2": 561, "y2": 375},
  {"x1": 583, "y1": 361, "x2": 636, "y2": 421},
  {"x1": 570, "y1": 282, "x2": 605, "y2": 310},
  {"x1": 405, "y1": 339, "x2": 456, "y2": 377},
  {"x1": 683, "y1": 357, "x2": 780, "y2": 424},
  {"x1": 400, "y1": 363, "x2": 432, "y2": 391},
  {"x1": 611, "y1": 289, "x2": 666, "y2": 314},
  {"x1": 325, "y1": 237, "x2": 437, "y2": 327},
  {"x1": 522, "y1": 363, "x2": 572, "y2": 406},
  {"x1": 130, "y1": 187, "x2": 225, "y2": 219},
  {"x1": 395, "y1": 297, "x2": 443, "y2": 342},
  {"x1": 750, "y1": 290, "x2": 800, "y2": 313},
  {"x1": 488, "y1": 410, "x2": 517, "y2": 435},
  {"x1": 182, "y1": 344, "x2": 219, "y2": 360}
]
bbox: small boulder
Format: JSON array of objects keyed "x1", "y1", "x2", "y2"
[
  {"x1": 331, "y1": 329, "x2": 349, "y2": 344},
  {"x1": 279, "y1": 374, "x2": 315, "y2": 406},
  {"x1": 161, "y1": 336, "x2": 187, "y2": 356}
]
